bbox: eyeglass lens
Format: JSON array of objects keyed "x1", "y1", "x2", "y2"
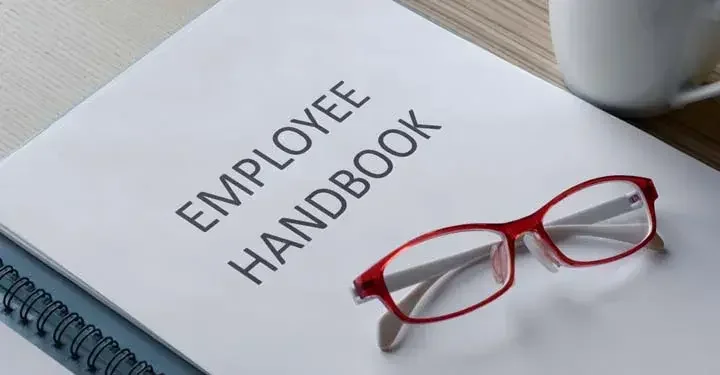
[{"x1": 381, "y1": 180, "x2": 650, "y2": 320}]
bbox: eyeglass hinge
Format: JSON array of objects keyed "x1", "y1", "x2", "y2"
[{"x1": 351, "y1": 285, "x2": 377, "y2": 305}]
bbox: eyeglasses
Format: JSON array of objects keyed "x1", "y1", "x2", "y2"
[{"x1": 350, "y1": 175, "x2": 665, "y2": 352}]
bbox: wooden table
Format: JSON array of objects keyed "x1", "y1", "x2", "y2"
[
  {"x1": 2, "y1": 0, "x2": 720, "y2": 169},
  {"x1": 402, "y1": 0, "x2": 720, "y2": 170}
]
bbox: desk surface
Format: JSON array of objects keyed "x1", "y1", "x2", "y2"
[{"x1": 2, "y1": 0, "x2": 720, "y2": 168}]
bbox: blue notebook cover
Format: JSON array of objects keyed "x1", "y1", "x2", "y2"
[{"x1": 0, "y1": 234, "x2": 205, "y2": 375}]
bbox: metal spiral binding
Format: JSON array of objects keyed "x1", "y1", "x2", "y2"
[{"x1": 0, "y1": 258, "x2": 163, "y2": 375}]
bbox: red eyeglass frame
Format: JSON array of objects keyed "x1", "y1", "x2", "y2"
[{"x1": 352, "y1": 175, "x2": 659, "y2": 324}]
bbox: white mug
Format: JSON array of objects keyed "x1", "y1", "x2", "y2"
[{"x1": 549, "y1": 0, "x2": 720, "y2": 117}]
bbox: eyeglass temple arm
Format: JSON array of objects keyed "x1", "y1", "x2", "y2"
[
  {"x1": 376, "y1": 225, "x2": 664, "y2": 351},
  {"x1": 372, "y1": 195, "x2": 665, "y2": 352},
  {"x1": 379, "y1": 194, "x2": 655, "y2": 294},
  {"x1": 383, "y1": 223, "x2": 664, "y2": 294}
]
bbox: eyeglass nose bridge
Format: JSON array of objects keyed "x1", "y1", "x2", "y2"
[{"x1": 518, "y1": 230, "x2": 562, "y2": 273}]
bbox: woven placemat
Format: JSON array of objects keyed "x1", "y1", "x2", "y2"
[{"x1": 0, "y1": 0, "x2": 220, "y2": 158}]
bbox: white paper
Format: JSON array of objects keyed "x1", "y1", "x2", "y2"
[{"x1": 0, "y1": 0, "x2": 718, "y2": 374}]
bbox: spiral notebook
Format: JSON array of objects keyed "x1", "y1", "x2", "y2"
[
  {"x1": 1, "y1": 0, "x2": 720, "y2": 374},
  {"x1": 0, "y1": 234, "x2": 202, "y2": 374},
  {"x1": 0, "y1": 247, "x2": 158, "y2": 374}
]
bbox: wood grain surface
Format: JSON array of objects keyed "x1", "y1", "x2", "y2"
[
  {"x1": 2, "y1": 0, "x2": 720, "y2": 169},
  {"x1": 401, "y1": 0, "x2": 720, "y2": 170}
]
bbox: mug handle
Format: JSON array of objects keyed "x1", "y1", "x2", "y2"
[
  {"x1": 670, "y1": 0, "x2": 720, "y2": 108},
  {"x1": 671, "y1": 81, "x2": 720, "y2": 109}
]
